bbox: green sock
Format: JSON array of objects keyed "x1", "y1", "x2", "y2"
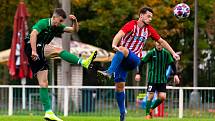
[
  {"x1": 59, "y1": 50, "x2": 82, "y2": 64},
  {"x1": 40, "y1": 88, "x2": 51, "y2": 112},
  {"x1": 151, "y1": 98, "x2": 163, "y2": 109},
  {"x1": 146, "y1": 100, "x2": 152, "y2": 115}
]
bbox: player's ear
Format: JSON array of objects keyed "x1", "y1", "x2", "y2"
[{"x1": 52, "y1": 16, "x2": 56, "y2": 20}]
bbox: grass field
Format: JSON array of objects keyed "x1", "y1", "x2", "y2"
[{"x1": 0, "y1": 116, "x2": 214, "y2": 121}]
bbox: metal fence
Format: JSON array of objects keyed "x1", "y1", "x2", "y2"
[{"x1": 0, "y1": 85, "x2": 215, "y2": 118}]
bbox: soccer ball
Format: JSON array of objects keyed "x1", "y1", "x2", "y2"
[{"x1": 173, "y1": 3, "x2": 190, "y2": 19}]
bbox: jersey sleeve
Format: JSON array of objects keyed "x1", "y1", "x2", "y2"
[
  {"x1": 58, "y1": 24, "x2": 66, "y2": 33},
  {"x1": 148, "y1": 25, "x2": 161, "y2": 41},
  {"x1": 121, "y1": 20, "x2": 136, "y2": 34},
  {"x1": 141, "y1": 50, "x2": 153, "y2": 63},
  {"x1": 167, "y1": 51, "x2": 174, "y2": 64},
  {"x1": 32, "y1": 19, "x2": 47, "y2": 33}
]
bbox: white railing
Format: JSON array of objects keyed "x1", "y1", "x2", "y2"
[{"x1": 0, "y1": 85, "x2": 215, "y2": 118}]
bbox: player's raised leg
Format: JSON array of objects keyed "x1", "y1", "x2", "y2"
[
  {"x1": 81, "y1": 50, "x2": 97, "y2": 69},
  {"x1": 56, "y1": 47, "x2": 97, "y2": 69},
  {"x1": 45, "y1": 45, "x2": 97, "y2": 69},
  {"x1": 98, "y1": 46, "x2": 128, "y2": 78}
]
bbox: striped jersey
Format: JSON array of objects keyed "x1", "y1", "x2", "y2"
[
  {"x1": 142, "y1": 48, "x2": 174, "y2": 84},
  {"x1": 120, "y1": 20, "x2": 160, "y2": 58}
]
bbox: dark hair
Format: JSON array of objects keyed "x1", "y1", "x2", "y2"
[
  {"x1": 53, "y1": 8, "x2": 67, "y2": 19},
  {"x1": 139, "y1": 7, "x2": 153, "y2": 15}
]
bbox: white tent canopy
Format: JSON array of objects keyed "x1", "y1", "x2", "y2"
[{"x1": 0, "y1": 37, "x2": 114, "y2": 64}]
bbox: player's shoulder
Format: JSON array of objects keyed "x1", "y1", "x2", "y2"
[
  {"x1": 125, "y1": 20, "x2": 137, "y2": 25},
  {"x1": 32, "y1": 18, "x2": 50, "y2": 30},
  {"x1": 148, "y1": 48, "x2": 156, "y2": 53},
  {"x1": 146, "y1": 24, "x2": 155, "y2": 30},
  {"x1": 36, "y1": 18, "x2": 49, "y2": 25}
]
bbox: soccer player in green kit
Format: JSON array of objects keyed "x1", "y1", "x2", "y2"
[
  {"x1": 136, "y1": 42, "x2": 180, "y2": 119},
  {"x1": 24, "y1": 8, "x2": 97, "y2": 121}
]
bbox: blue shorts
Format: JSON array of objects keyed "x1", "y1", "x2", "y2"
[{"x1": 114, "y1": 50, "x2": 140, "y2": 82}]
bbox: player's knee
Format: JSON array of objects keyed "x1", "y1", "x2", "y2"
[
  {"x1": 54, "y1": 47, "x2": 63, "y2": 54},
  {"x1": 118, "y1": 46, "x2": 129, "y2": 57},
  {"x1": 160, "y1": 96, "x2": 166, "y2": 101},
  {"x1": 115, "y1": 82, "x2": 125, "y2": 91},
  {"x1": 147, "y1": 97, "x2": 153, "y2": 101},
  {"x1": 39, "y1": 81, "x2": 48, "y2": 87},
  {"x1": 116, "y1": 86, "x2": 124, "y2": 92},
  {"x1": 148, "y1": 93, "x2": 154, "y2": 100}
]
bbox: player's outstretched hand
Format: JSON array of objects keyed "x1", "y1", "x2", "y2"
[
  {"x1": 173, "y1": 75, "x2": 180, "y2": 84},
  {"x1": 31, "y1": 51, "x2": 39, "y2": 61},
  {"x1": 173, "y1": 53, "x2": 180, "y2": 61},
  {"x1": 135, "y1": 74, "x2": 141, "y2": 82},
  {"x1": 69, "y1": 15, "x2": 77, "y2": 20}
]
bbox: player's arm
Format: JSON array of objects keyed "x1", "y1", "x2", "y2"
[
  {"x1": 63, "y1": 15, "x2": 79, "y2": 33},
  {"x1": 149, "y1": 26, "x2": 180, "y2": 61},
  {"x1": 112, "y1": 20, "x2": 134, "y2": 51},
  {"x1": 169, "y1": 62, "x2": 180, "y2": 84},
  {"x1": 157, "y1": 38, "x2": 180, "y2": 61},
  {"x1": 136, "y1": 61, "x2": 144, "y2": 74},
  {"x1": 30, "y1": 29, "x2": 39, "y2": 61},
  {"x1": 135, "y1": 51, "x2": 152, "y2": 80},
  {"x1": 135, "y1": 61, "x2": 144, "y2": 81},
  {"x1": 112, "y1": 30, "x2": 125, "y2": 51},
  {"x1": 167, "y1": 52, "x2": 180, "y2": 84}
]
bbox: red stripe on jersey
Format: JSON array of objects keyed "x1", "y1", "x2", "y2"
[
  {"x1": 120, "y1": 20, "x2": 160, "y2": 58},
  {"x1": 126, "y1": 25, "x2": 140, "y2": 50},
  {"x1": 132, "y1": 27, "x2": 144, "y2": 53},
  {"x1": 121, "y1": 31, "x2": 133, "y2": 47}
]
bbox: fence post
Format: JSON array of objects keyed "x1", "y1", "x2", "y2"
[
  {"x1": 179, "y1": 88, "x2": 183, "y2": 118},
  {"x1": 8, "y1": 86, "x2": 13, "y2": 116},
  {"x1": 64, "y1": 87, "x2": 69, "y2": 116},
  {"x1": 21, "y1": 78, "x2": 26, "y2": 109}
]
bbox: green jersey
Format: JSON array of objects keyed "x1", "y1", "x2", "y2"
[
  {"x1": 25, "y1": 18, "x2": 66, "y2": 44},
  {"x1": 142, "y1": 48, "x2": 174, "y2": 84}
]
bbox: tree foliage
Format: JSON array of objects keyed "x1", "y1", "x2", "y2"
[{"x1": 0, "y1": 0, "x2": 58, "y2": 51}]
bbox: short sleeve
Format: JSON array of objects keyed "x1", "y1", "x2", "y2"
[
  {"x1": 121, "y1": 20, "x2": 136, "y2": 34},
  {"x1": 166, "y1": 51, "x2": 174, "y2": 64},
  {"x1": 148, "y1": 25, "x2": 161, "y2": 41},
  {"x1": 32, "y1": 19, "x2": 47, "y2": 33},
  {"x1": 142, "y1": 49, "x2": 153, "y2": 63},
  {"x1": 58, "y1": 24, "x2": 66, "y2": 33}
]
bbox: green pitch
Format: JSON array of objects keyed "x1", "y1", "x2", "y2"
[{"x1": 0, "y1": 116, "x2": 214, "y2": 121}]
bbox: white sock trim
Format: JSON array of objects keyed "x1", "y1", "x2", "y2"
[{"x1": 78, "y1": 59, "x2": 82, "y2": 65}]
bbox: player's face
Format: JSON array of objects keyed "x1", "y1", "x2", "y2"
[
  {"x1": 156, "y1": 42, "x2": 163, "y2": 51},
  {"x1": 52, "y1": 16, "x2": 65, "y2": 26},
  {"x1": 140, "y1": 11, "x2": 153, "y2": 25}
]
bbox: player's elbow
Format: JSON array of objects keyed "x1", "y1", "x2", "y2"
[{"x1": 30, "y1": 30, "x2": 38, "y2": 38}]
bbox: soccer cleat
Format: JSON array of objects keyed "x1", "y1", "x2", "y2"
[
  {"x1": 82, "y1": 50, "x2": 97, "y2": 69},
  {"x1": 97, "y1": 70, "x2": 111, "y2": 79},
  {"x1": 120, "y1": 113, "x2": 126, "y2": 121},
  {"x1": 144, "y1": 115, "x2": 152, "y2": 120},
  {"x1": 44, "y1": 111, "x2": 63, "y2": 121}
]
